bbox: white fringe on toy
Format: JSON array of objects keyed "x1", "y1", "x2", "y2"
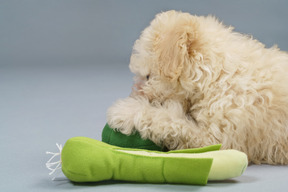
[{"x1": 46, "y1": 143, "x2": 62, "y2": 180}]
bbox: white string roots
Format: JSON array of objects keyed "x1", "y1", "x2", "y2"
[{"x1": 46, "y1": 143, "x2": 62, "y2": 180}]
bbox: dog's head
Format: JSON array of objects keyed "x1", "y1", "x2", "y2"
[{"x1": 129, "y1": 10, "x2": 205, "y2": 103}]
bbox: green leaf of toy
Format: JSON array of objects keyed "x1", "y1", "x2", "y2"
[{"x1": 102, "y1": 123, "x2": 165, "y2": 151}]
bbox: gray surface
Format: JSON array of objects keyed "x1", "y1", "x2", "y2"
[{"x1": 1, "y1": 1, "x2": 288, "y2": 192}]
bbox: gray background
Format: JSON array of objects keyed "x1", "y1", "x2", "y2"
[{"x1": 1, "y1": 0, "x2": 288, "y2": 191}]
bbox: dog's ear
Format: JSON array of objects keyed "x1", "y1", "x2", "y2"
[{"x1": 156, "y1": 25, "x2": 197, "y2": 81}]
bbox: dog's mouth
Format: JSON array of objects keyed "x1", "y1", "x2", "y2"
[
  {"x1": 130, "y1": 86, "x2": 144, "y2": 97},
  {"x1": 130, "y1": 74, "x2": 151, "y2": 97},
  {"x1": 130, "y1": 76, "x2": 146, "y2": 97}
]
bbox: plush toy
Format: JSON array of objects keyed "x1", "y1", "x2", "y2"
[{"x1": 46, "y1": 134, "x2": 248, "y2": 185}]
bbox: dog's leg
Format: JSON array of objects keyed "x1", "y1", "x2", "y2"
[
  {"x1": 107, "y1": 96, "x2": 216, "y2": 150},
  {"x1": 108, "y1": 96, "x2": 211, "y2": 150}
]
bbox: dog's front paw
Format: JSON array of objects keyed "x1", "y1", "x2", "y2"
[{"x1": 106, "y1": 97, "x2": 146, "y2": 135}]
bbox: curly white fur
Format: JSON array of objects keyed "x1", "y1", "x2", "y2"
[{"x1": 107, "y1": 10, "x2": 288, "y2": 164}]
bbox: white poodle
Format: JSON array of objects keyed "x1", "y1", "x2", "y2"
[{"x1": 107, "y1": 10, "x2": 288, "y2": 164}]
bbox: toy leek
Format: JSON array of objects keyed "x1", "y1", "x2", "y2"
[{"x1": 46, "y1": 137, "x2": 248, "y2": 185}]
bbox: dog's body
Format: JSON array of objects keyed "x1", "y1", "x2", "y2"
[{"x1": 107, "y1": 11, "x2": 288, "y2": 164}]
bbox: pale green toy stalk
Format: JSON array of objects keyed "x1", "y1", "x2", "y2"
[{"x1": 46, "y1": 137, "x2": 248, "y2": 185}]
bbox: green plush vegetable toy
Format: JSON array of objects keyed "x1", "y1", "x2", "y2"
[{"x1": 46, "y1": 134, "x2": 248, "y2": 185}]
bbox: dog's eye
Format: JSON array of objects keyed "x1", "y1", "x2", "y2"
[{"x1": 146, "y1": 75, "x2": 150, "y2": 80}]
